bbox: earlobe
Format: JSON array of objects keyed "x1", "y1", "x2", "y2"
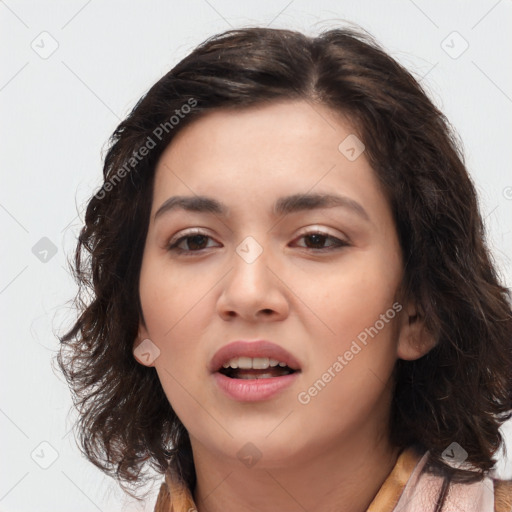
[
  {"x1": 396, "y1": 302, "x2": 437, "y2": 361},
  {"x1": 133, "y1": 322, "x2": 159, "y2": 367}
]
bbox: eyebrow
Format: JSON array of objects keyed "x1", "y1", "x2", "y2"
[{"x1": 154, "y1": 192, "x2": 370, "y2": 222}]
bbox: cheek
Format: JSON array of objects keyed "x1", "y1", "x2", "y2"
[
  {"x1": 308, "y1": 252, "x2": 402, "y2": 339},
  {"x1": 300, "y1": 255, "x2": 402, "y2": 395},
  {"x1": 139, "y1": 255, "x2": 212, "y2": 338},
  {"x1": 142, "y1": 295, "x2": 213, "y2": 421},
  {"x1": 138, "y1": 260, "x2": 206, "y2": 401},
  {"x1": 299, "y1": 275, "x2": 400, "y2": 422}
]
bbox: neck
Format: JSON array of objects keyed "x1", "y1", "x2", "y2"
[{"x1": 191, "y1": 426, "x2": 400, "y2": 512}]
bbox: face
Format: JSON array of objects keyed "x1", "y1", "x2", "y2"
[{"x1": 135, "y1": 100, "x2": 433, "y2": 467}]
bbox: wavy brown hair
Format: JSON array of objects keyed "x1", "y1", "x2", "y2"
[{"x1": 55, "y1": 25, "x2": 512, "y2": 500}]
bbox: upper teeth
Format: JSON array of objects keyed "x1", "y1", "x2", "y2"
[{"x1": 222, "y1": 357, "x2": 288, "y2": 369}]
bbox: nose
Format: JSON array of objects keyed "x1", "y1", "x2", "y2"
[{"x1": 216, "y1": 239, "x2": 290, "y2": 322}]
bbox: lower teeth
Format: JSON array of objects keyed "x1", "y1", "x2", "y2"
[
  {"x1": 221, "y1": 368, "x2": 294, "y2": 379},
  {"x1": 237, "y1": 372, "x2": 277, "y2": 380}
]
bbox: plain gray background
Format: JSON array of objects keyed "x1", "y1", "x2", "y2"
[{"x1": 1, "y1": 1, "x2": 511, "y2": 511}]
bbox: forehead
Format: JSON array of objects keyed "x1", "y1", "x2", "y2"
[
  {"x1": 150, "y1": 100, "x2": 388, "y2": 225},
  {"x1": 163, "y1": 100, "x2": 355, "y2": 162}
]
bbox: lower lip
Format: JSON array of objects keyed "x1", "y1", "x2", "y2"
[{"x1": 213, "y1": 371, "x2": 300, "y2": 402}]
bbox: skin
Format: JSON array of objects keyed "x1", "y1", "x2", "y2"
[{"x1": 135, "y1": 100, "x2": 436, "y2": 512}]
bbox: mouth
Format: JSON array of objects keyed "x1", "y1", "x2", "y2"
[
  {"x1": 218, "y1": 357, "x2": 298, "y2": 380},
  {"x1": 210, "y1": 340, "x2": 302, "y2": 381},
  {"x1": 211, "y1": 341, "x2": 302, "y2": 402}
]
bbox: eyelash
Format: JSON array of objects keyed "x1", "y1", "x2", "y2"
[{"x1": 166, "y1": 228, "x2": 350, "y2": 256}]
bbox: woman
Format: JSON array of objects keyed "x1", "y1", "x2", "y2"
[{"x1": 57, "y1": 26, "x2": 512, "y2": 511}]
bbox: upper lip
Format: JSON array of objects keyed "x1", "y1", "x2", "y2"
[{"x1": 209, "y1": 340, "x2": 302, "y2": 373}]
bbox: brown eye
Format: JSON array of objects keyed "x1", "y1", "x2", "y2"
[
  {"x1": 292, "y1": 231, "x2": 349, "y2": 251},
  {"x1": 167, "y1": 230, "x2": 220, "y2": 254},
  {"x1": 181, "y1": 234, "x2": 209, "y2": 251}
]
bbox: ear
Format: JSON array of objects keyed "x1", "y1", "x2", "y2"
[
  {"x1": 396, "y1": 300, "x2": 437, "y2": 361},
  {"x1": 133, "y1": 321, "x2": 160, "y2": 367}
]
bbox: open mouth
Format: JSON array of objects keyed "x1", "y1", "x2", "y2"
[
  {"x1": 212, "y1": 349, "x2": 301, "y2": 401},
  {"x1": 218, "y1": 357, "x2": 298, "y2": 379}
]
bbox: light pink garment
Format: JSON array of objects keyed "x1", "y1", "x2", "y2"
[{"x1": 394, "y1": 451, "x2": 495, "y2": 512}]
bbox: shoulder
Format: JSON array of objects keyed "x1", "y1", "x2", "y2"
[
  {"x1": 493, "y1": 478, "x2": 512, "y2": 512},
  {"x1": 153, "y1": 482, "x2": 170, "y2": 512},
  {"x1": 391, "y1": 448, "x2": 512, "y2": 512},
  {"x1": 153, "y1": 469, "x2": 197, "y2": 512},
  {"x1": 441, "y1": 476, "x2": 512, "y2": 512}
]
